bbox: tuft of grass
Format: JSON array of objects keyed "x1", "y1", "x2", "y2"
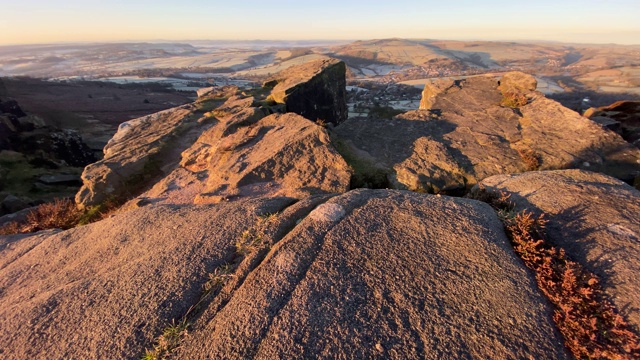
[
  {"x1": 517, "y1": 148, "x2": 541, "y2": 171},
  {"x1": 142, "y1": 319, "x2": 189, "y2": 360},
  {"x1": 0, "y1": 196, "x2": 123, "y2": 235},
  {"x1": 471, "y1": 188, "x2": 640, "y2": 359},
  {"x1": 258, "y1": 212, "x2": 278, "y2": 224},
  {"x1": 77, "y1": 196, "x2": 121, "y2": 225},
  {"x1": 203, "y1": 264, "x2": 234, "y2": 294},
  {"x1": 501, "y1": 91, "x2": 528, "y2": 108},
  {"x1": 235, "y1": 228, "x2": 263, "y2": 256}
]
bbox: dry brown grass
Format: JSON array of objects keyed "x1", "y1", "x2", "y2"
[
  {"x1": 471, "y1": 188, "x2": 640, "y2": 359},
  {"x1": 0, "y1": 197, "x2": 121, "y2": 235},
  {"x1": 0, "y1": 198, "x2": 80, "y2": 235},
  {"x1": 501, "y1": 91, "x2": 528, "y2": 108},
  {"x1": 517, "y1": 148, "x2": 541, "y2": 171}
]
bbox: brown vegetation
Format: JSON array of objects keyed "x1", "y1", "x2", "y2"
[
  {"x1": 0, "y1": 197, "x2": 120, "y2": 235},
  {"x1": 517, "y1": 148, "x2": 541, "y2": 171},
  {"x1": 501, "y1": 91, "x2": 528, "y2": 108},
  {"x1": 472, "y1": 188, "x2": 640, "y2": 359}
]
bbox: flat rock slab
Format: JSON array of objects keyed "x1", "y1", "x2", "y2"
[
  {"x1": 177, "y1": 189, "x2": 569, "y2": 359},
  {"x1": 479, "y1": 169, "x2": 640, "y2": 330},
  {"x1": 75, "y1": 104, "x2": 210, "y2": 208}
]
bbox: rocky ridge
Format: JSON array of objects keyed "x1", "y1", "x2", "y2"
[
  {"x1": 1, "y1": 60, "x2": 639, "y2": 359},
  {"x1": 336, "y1": 72, "x2": 640, "y2": 194}
]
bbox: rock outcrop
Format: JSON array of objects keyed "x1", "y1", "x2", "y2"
[
  {"x1": 0, "y1": 190, "x2": 570, "y2": 359},
  {"x1": 584, "y1": 100, "x2": 640, "y2": 147},
  {"x1": 76, "y1": 59, "x2": 351, "y2": 208},
  {"x1": 334, "y1": 73, "x2": 640, "y2": 194},
  {"x1": 478, "y1": 169, "x2": 640, "y2": 330},
  {"x1": 194, "y1": 112, "x2": 351, "y2": 203},
  {"x1": 264, "y1": 58, "x2": 348, "y2": 125},
  {"x1": 0, "y1": 97, "x2": 94, "y2": 213},
  {"x1": 75, "y1": 103, "x2": 213, "y2": 208},
  {"x1": 419, "y1": 78, "x2": 457, "y2": 110},
  {"x1": 6, "y1": 61, "x2": 640, "y2": 359},
  {"x1": 497, "y1": 71, "x2": 538, "y2": 95},
  {"x1": 0, "y1": 197, "x2": 296, "y2": 359}
]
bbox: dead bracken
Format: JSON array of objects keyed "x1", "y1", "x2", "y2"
[{"x1": 472, "y1": 188, "x2": 640, "y2": 359}]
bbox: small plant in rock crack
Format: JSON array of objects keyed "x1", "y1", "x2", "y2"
[
  {"x1": 203, "y1": 264, "x2": 235, "y2": 294},
  {"x1": 258, "y1": 212, "x2": 279, "y2": 224},
  {"x1": 517, "y1": 148, "x2": 541, "y2": 171},
  {"x1": 235, "y1": 228, "x2": 263, "y2": 256},
  {"x1": 142, "y1": 318, "x2": 189, "y2": 360}
]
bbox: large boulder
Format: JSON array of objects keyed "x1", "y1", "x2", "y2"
[
  {"x1": 584, "y1": 100, "x2": 640, "y2": 147},
  {"x1": 0, "y1": 98, "x2": 27, "y2": 118},
  {"x1": 264, "y1": 58, "x2": 348, "y2": 125},
  {"x1": 478, "y1": 169, "x2": 640, "y2": 330},
  {"x1": 334, "y1": 73, "x2": 640, "y2": 194},
  {"x1": 194, "y1": 112, "x2": 352, "y2": 203},
  {"x1": 75, "y1": 104, "x2": 212, "y2": 208},
  {"x1": 419, "y1": 78, "x2": 458, "y2": 110},
  {"x1": 0, "y1": 190, "x2": 570, "y2": 359},
  {"x1": 497, "y1": 71, "x2": 538, "y2": 95},
  {"x1": 176, "y1": 190, "x2": 568, "y2": 359},
  {"x1": 0, "y1": 197, "x2": 297, "y2": 359}
]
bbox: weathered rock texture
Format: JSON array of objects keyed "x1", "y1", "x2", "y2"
[
  {"x1": 584, "y1": 100, "x2": 640, "y2": 147},
  {"x1": 76, "y1": 58, "x2": 352, "y2": 208},
  {"x1": 0, "y1": 189, "x2": 570, "y2": 359},
  {"x1": 176, "y1": 190, "x2": 568, "y2": 359},
  {"x1": 194, "y1": 112, "x2": 351, "y2": 203},
  {"x1": 479, "y1": 169, "x2": 640, "y2": 330},
  {"x1": 264, "y1": 58, "x2": 347, "y2": 125},
  {"x1": 419, "y1": 78, "x2": 458, "y2": 110},
  {"x1": 497, "y1": 71, "x2": 538, "y2": 95},
  {"x1": 75, "y1": 103, "x2": 213, "y2": 208},
  {"x1": 0, "y1": 197, "x2": 296, "y2": 359},
  {"x1": 334, "y1": 73, "x2": 640, "y2": 194}
]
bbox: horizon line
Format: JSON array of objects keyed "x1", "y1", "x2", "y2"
[{"x1": 1, "y1": 37, "x2": 639, "y2": 48}]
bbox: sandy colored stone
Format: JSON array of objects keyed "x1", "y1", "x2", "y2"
[
  {"x1": 195, "y1": 113, "x2": 351, "y2": 203},
  {"x1": 334, "y1": 74, "x2": 640, "y2": 194},
  {"x1": 419, "y1": 78, "x2": 457, "y2": 110},
  {"x1": 177, "y1": 189, "x2": 569, "y2": 359},
  {"x1": 498, "y1": 71, "x2": 538, "y2": 95},
  {"x1": 0, "y1": 197, "x2": 297, "y2": 359}
]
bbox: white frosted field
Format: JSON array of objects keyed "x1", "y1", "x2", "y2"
[{"x1": 235, "y1": 54, "x2": 329, "y2": 77}]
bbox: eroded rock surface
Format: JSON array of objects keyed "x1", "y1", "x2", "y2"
[
  {"x1": 176, "y1": 190, "x2": 569, "y2": 359},
  {"x1": 0, "y1": 197, "x2": 296, "y2": 359},
  {"x1": 0, "y1": 189, "x2": 575, "y2": 359},
  {"x1": 195, "y1": 112, "x2": 351, "y2": 203},
  {"x1": 334, "y1": 73, "x2": 640, "y2": 194},
  {"x1": 75, "y1": 104, "x2": 213, "y2": 208},
  {"x1": 479, "y1": 169, "x2": 640, "y2": 330}
]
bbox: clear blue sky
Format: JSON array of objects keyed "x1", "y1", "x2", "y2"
[{"x1": 1, "y1": 0, "x2": 639, "y2": 45}]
